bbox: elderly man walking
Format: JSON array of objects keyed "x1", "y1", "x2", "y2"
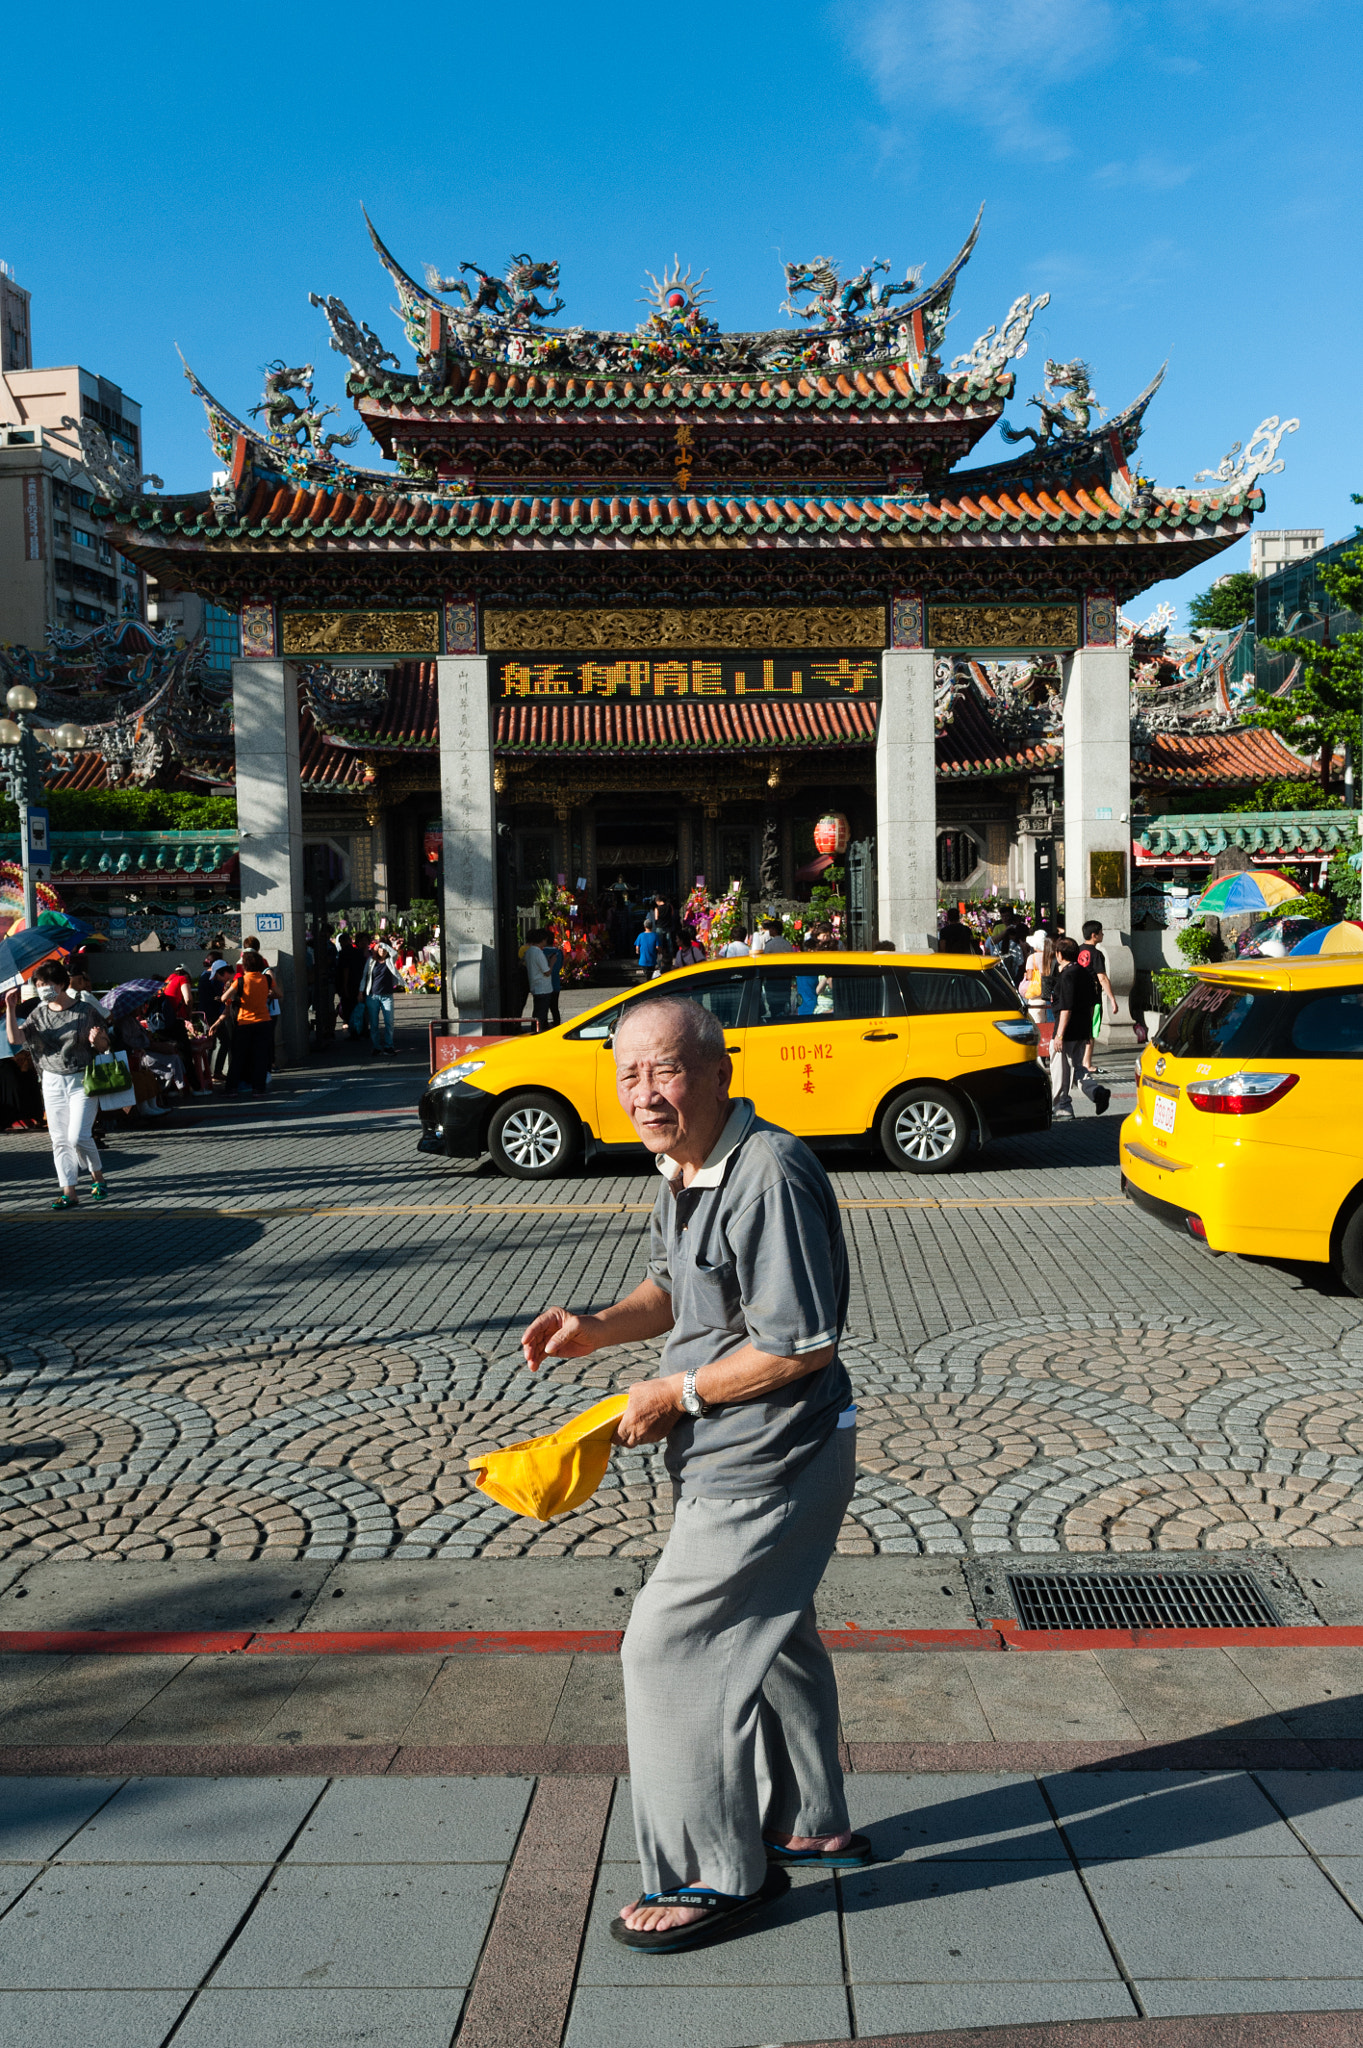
[{"x1": 520, "y1": 995, "x2": 866, "y2": 1954}]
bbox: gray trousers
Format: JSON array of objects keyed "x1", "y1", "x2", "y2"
[
  {"x1": 1050, "y1": 1038, "x2": 1101, "y2": 1111},
  {"x1": 621, "y1": 1425, "x2": 856, "y2": 1899}
]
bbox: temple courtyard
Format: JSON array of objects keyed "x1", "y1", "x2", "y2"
[{"x1": 1, "y1": 1007, "x2": 1362, "y2": 2048}]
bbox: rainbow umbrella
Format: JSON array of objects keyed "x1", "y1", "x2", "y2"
[
  {"x1": 1289, "y1": 920, "x2": 1363, "y2": 956},
  {"x1": 1192, "y1": 869, "x2": 1306, "y2": 917}
]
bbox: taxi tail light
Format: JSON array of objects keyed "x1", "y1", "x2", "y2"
[
  {"x1": 1187, "y1": 1214, "x2": 1207, "y2": 1240},
  {"x1": 1185, "y1": 1071, "x2": 1299, "y2": 1115}
]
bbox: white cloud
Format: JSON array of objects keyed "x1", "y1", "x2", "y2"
[
  {"x1": 842, "y1": 0, "x2": 1120, "y2": 161},
  {"x1": 1093, "y1": 154, "x2": 1194, "y2": 191}
]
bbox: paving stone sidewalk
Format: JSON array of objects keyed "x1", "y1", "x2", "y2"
[{"x1": 2, "y1": 1767, "x2": 1363, "y2": 2048}]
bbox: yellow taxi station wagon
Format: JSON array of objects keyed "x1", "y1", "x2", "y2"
[
  {"x1": 417, "y1": 952, "x2": 1049, "y2": 1180},
  {"x1": 1119, "y1": 958, "x2": 1363, "y2": 1295}
]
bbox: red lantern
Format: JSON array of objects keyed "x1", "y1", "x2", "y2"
[{"x1": 813, "y1": 813, "x2": 850, "y2": 857}]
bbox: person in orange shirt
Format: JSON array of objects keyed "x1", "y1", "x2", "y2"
[{"x1": 225, "y1": 947, "x2": 277, "y2": 1097}]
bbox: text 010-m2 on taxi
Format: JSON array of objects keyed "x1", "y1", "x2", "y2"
[
  {"x1": 418, "y1": 952, "x2": 1050, "y2": 1180},
  {"x1": 1120, "y1": 957, "x2": 1363, "y2": 1295}
]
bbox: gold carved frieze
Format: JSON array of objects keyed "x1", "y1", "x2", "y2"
[
  {"x1": 483, "y1": 606, "x2": 885, "y2": 652},
  {"x1": 281, "y1": 610, "x2": 441, "y2": 656},
  {"x1": 927, "y1": 604, "x2": 1080, "y2": 651}
]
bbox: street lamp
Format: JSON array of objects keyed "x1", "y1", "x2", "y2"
[{"x1": 0, "y1": 687, "x2": 72, "y2": 928}]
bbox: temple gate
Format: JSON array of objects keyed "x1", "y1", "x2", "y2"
[{"x1": 89, "y1": 214, "x2": 1286, "y2": 1054}]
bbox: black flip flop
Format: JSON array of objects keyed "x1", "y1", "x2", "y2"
[
  {"x1": 610, "y1": 1863, "x2": 790, "y2": 1953},
  {"x1": 765, "y1": 1831, "x2": 873, "y2": 1867}
]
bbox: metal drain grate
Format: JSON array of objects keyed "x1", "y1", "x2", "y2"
[{"x1": 1006, "y1": 1569, "x2": 1280, "y2": 1631}]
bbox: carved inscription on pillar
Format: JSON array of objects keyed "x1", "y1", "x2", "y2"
[
  {"x1": 483, "y1": 606, "x2": 885, "y2": 651},
  {"x1": 281, "y1": 611, "x2": 440, "y2": 656},
  {"x1": 927, "y1": 604, "x2": 1080, "y2": 651}
]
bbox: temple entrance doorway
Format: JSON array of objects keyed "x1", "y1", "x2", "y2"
[{"x1": 595, "y1": 806, "x2": 679, "y2": 948}]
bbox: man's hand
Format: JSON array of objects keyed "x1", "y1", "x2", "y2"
[
  {"x1": 615, "y1": 1374, "x2": 684, "y2": 1447},
  {"x1": 520, "y1": 1307, "x2": 604, "y2": 1373}
]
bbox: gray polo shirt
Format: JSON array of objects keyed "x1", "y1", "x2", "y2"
[
  {"x1": 15, "y1": 997, "x2": 104, "y2": 1076},
  {"x1": 648, "y1": 1098, "x2": 852, "y2": 1497}
]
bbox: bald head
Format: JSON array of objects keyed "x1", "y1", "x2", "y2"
[{"x1": 614, "y1": 995, "x2": 726, "y2": 1065}]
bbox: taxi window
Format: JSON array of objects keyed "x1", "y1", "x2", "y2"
[
  {"x1": 565, "y1": 969, "x2": 750, "y2": 1041},
  {"x1": 1156, "y1": 983, "x2": 1283, "y2": 1058},
  {"x1": 899, "y1": 967, "x2": 1019, "y2": 1014},
  {"x1": 1291, "y1": 991, "x2": 1363, "y2": 1056},
  {"x1": 755, "y1": 967, "x2": 898, "y2": 1025}
]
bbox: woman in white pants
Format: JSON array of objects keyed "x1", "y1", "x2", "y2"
[{"x1": 4, "y1": 961, "x2": 111, "y2": 1209}]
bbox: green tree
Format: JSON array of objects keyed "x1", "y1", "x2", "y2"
[
  {"x1": 1187, "y1": 570, "x2": 1257, "y2": 631},
  {"x1": 1247, "y1": 519, "x2": 1363, "y2": 791},
  {"x1": 0, "y1": 789, "x2": 237, "y2": 833},
  {"x1": 1224, "y1": 777, "x2": 1345, "y2": 813}
]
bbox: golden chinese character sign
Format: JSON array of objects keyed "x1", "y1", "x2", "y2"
[
  {"x1": 490, "y1": 653, "x2": 882, "y2": 701},
  {"x1": 1089, "y1": 850, "x2": 1127, "y2": 899}
]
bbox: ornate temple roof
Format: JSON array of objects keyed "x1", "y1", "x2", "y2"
[
  {"x1": 83, "y1": 211, "x2": 1295, "y2": 629},
  {"x1": 1134, "y1": 725, "x2": 1309, "y2": 786},
  {"x1": 495, "y1": 697, "x2": 878, "y2": 757},
  {"x1": 1135, "y1": 809, "x2": 1354, "y2": 865}
]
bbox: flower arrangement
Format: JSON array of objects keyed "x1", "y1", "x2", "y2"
[
  {"x1": 534, "y1": 880, "x2": 609, "y2": 985},
  {"x1": 703, "y1": 881, "x2": 745, "y2": 950},
  {"x1": 681, "y1": 880, "x2": 715, "y2": 946}
]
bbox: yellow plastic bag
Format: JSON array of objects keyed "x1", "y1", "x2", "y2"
[{"x1": 468, "y1": 1394, "x2": 628, "y2": 1522}]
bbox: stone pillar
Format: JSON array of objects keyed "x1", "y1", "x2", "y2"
[
  {"x1": 875, "y1": 650, "x2": 938, "y2": 949},
  {"x1": 232, "y1": 658, "x2": 308, "y2": 1063},
  {"x1": 437, "y1": 655, "x2": 498, "y2": 1022},
  {"x1": 1060, "y1": 644, "x2": 1135, "y2": 1046}
]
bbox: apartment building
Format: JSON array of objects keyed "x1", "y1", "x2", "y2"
[{"x1": 0, "y1": 270, "x2": 148, "y2": 645}]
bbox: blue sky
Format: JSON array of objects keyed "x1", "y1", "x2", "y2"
[{"x1": 6, "y1": 0, "x2": 1358, "y2": 621}]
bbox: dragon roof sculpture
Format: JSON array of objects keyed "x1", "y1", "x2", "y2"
[{"x1": 361, "y1": 203, "x2": 987, "y2": 390}]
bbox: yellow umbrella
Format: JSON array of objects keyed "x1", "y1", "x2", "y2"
[{"x1": 1288, "y1": 920, "x2": 1363, "y2": 956}]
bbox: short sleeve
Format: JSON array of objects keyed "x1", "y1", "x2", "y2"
[
  {"x1": 727, "y1": 1170, "x2": 842, "y2": 1358},
  {"x1": 647, "y1": 1190, "x2": 674, "y2": 1293}
]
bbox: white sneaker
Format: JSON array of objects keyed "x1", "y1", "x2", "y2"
[{"x1": 142, "y1": 1101, "x2": 167, "y2": 1119}]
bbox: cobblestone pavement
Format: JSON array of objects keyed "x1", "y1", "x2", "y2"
[
  {"x1": 2, "y1": 1027, "x2": 1363, "y2": 1566},
  {"x1": 4, "y1": 1313, "x2": 1363, "y2": 1565}
]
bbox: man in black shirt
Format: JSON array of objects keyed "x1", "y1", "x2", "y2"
[
  {"x1": 936, "y1": 907, "x2": 980, "y2": 954},
  {"x1": 1050, "y1": 937, "x2": 1110, "y2": 1119},
  {"x1": 1076, "y1": 921, "x2": 1117, "y2": 1073}
]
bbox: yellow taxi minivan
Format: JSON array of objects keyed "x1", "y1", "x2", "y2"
[
  {"x1": 417, "y1": 952, "x2": 1049, "y2": 1179},
  {"x1": 1120, "y1": 957, "x2": 1363, "y2": 1294}
]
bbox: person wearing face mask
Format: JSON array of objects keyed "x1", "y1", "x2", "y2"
[{"x1": 3, "y1": 960, "x2": 112, "y2": 1208}]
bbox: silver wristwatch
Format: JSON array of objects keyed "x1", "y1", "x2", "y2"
[{"x1": 681, "y1": 1370, "x2": 709, "y2": 1419}]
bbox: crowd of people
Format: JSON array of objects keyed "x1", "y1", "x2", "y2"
[{"x1": 0, "y1": 925, "x2": 426, "y2": 1206}]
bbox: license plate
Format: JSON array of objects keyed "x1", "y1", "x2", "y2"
[{"x1": 1152, "y1": 1093, "x2": 1177, "y2": 1135}]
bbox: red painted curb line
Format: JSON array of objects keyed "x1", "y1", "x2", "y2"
[
  {"x1": 243, "y1": 1629, "x2": 627, "y2": 1656},
  {"x1": 0, "y1": 1630, "x2": 255, "y2": 1655},
  {"x1": 1, "y1": 1621, "x2": 1361, "y2": 1655},
  {"x1": 989, "y1": 1619, "x2": 1363, "y2": 1651}
]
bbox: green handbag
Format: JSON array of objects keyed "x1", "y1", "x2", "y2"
[{"x1": 83, "y1": 1051, "x2": 132, "y2": 1097}]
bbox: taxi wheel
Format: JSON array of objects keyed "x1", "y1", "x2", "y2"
[
  {"x1": 1336, "y1": 1205, "x2": 1363, "y2": 1297},
  {"x1": 879, "y1": 1084, "x2": 970, "y2": 1173},
  {"x1": 488, "y1": 1091, "x2": 580, "y2": 1179}
]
